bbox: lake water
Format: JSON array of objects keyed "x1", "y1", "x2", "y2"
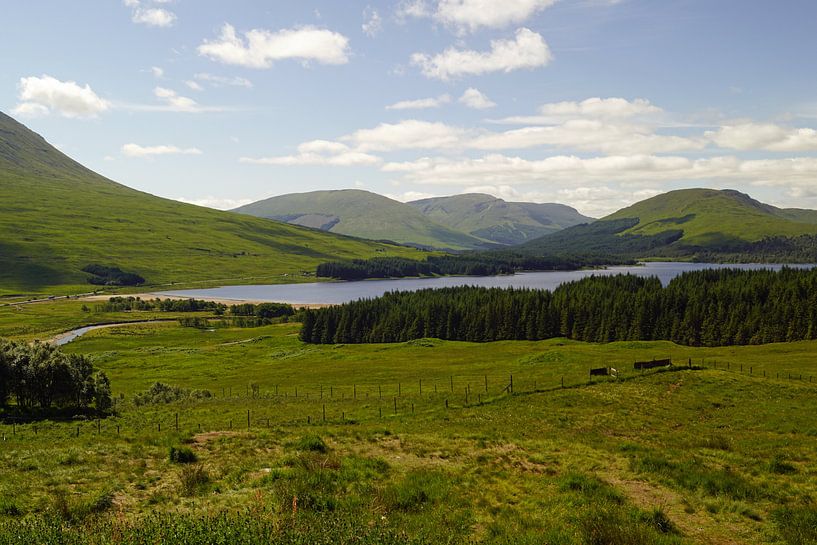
[{"x1": 157, "y1": 262, "x2": 813, "y2": 306}]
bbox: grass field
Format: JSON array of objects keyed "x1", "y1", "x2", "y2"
[
  {"x1": 0, "y1": 113, "x2": 427, "y2": 298},
  {"x1": 1, "y1": 312, "x2": 815, "y2": 544}
]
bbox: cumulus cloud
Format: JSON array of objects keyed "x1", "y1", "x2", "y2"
[
  {"x1": 435, "y1": 0, "x2": 557, "y2": 32},
  {"x1": 240, "y1": 140, "x2": 381, "y2": 166},
  {"x1": 194, "y1": 72, "x2": 253, "y2": 88},
  {"x1": 707, "y1": 123, "x2": 817, "y2": 152},
  {"x1": 198, "y1": 23, "x2": 350, "y2": 68},
  {"x1": 153, "y1": 87, "x2": 201, "y2": 111},
  {"x1": 362, "y1": 7, "x2": 383, "y2": 36},
  {"x1": 395, "y1": 0, "x2": 431, "y2": 21},
  {"x1": 13, "y1": 75, "x2": 110, "y2": 118},
  {"x1": 386, "y1": 94, "x2": 451, "y2": 110},
  {"x1": 381, "y1": 153, "x2": 817, "y2": 191},
  {"x1": 411, "y1": 28, "x2": 551, "y2": 80},
  {"x1": 131, "y1": 5, "x2": 176, "y2": 28},
  {"x1": 396, "y1": 0, "x2": 556, "y2": 33},
  {"x1": 494, "y1": 97, "x2": 663, "y2": 124},
  {"x1": 122, "y1": 143, "x2": 203, "y2": 157},
  {"x1": 459, "y1": 88, "x2": 496, "y2": 109},
  {"x1": 176, "y1": 196, "x2": 254, "y2": 210},
  {"x1": 470, "y1": 120, "x2": 705, "y2": 154},
  {"x1": 344, "y1": 120, "x2": 470, "y2": 152},
  {"x1": 185, "y1": 80, "x2": 204, "y2": 91}
]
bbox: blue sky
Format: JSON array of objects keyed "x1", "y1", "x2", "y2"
[{"x1": 2, "y1": 0, "x2": 817, "y2": 216}]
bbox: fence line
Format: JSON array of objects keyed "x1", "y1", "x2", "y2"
[{"x1": 1, "y1": 360, "x2": 814, "y2": 442}]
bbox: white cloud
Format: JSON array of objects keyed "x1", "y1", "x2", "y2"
[
  {"x1": 198, "y1": 23, "x2": 350, "y2": 68},
  {"x1": 396, "y1": 0, "x2": 556, "y2": 33},
  {"x1": 152, "y1": 86, "x2": 222, "y2": 112},
  {"x1": 385, "y1": 190, "x2": 439, "y2": 202},
  {"x1": 494, "y1": 97, "x2": 663, "y2": 124},
  {"x1": 362, "y1": 8, "x2": 383, "y2": 37},
  {"x1": 459, "y1": 88, "x2": 496, "y2": 109},
  {"x1": 185, "y1": 80, "x2": 204, "y2": 91},
  {"x1": 176, "y1": 196, "x2": 254, "y2": 210},
  {"x1": 240, "y1": 140, "x2": 381, "y2": 166},
  {"x1": 435, "y1": 0, "x2": 557, "y2": 32},
  {"x1": 411, "y1": 28, "x2": 552, "y2": 80},
  {"x1": 345, "y1": 120, "x2": 470, "y2": 152},
  {"x1": 396, "y1": 0, "x2": 431, "y2": 21},
  {"x1": 382, "y1": 153, "x2": 817, "y2": 191},
  {"x1": 707, "y1": 123, "x2": 817, "y2": 152},
  {"x1": 386, "y1": 94, "x2": 451, "y2": 110},
  {"x1": 13, "y1": 75, "x2": 110, "y2": 118},
  {"x1": 132, "y1": 7, "x2": 176, "y2": 27},
  {"x1": 122, "y1": 143, "x2": 203, "y2": 157},
  {"x1": 470, "y1": 120, "x2": 705, "y2": 154},
  {"x1": 194, "y1": 72, "x2": 253, "y2": 88},
  {"x1": 150, "y1": 66, "x2": 164, "y2": 78}
]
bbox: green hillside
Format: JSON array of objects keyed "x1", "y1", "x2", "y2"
[
  {"x1": 234, "y1": 189, "x2": 493, "y2": 250},
  {"x1": 408, "y1": 193, "x2": 592, "y2": 245},
  {"x1": 0, "y1": 112, "x2": 423, "y2": 296},
  {"x1": 523, "y1": 188, "x2": 817, "y2": 259}
]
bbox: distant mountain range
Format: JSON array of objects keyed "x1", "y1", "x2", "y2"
[
  {"x1": 0, "y1": 112, "x2": 421, "y2": 295},
  {"x1": 234, "y1": 190, "x2": 591, "y2": 250},
  {"x1": 523, "y1": 188, "x2": 817, "y2": 260}
]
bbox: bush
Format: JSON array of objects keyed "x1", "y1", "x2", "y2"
[
  {"x1": 0, "y1": 339, "x2": 111, "y2": 412},
  {"x1": 169, "y1": 446, "x2": 198, "y2": 464},
  {"x1": 179, "y1": 465, "x2": 210, "y2": 497},
  {"x1": 133, "y1": 382, "x2": 212, "y2": 406},
  {"x1": 296, "y1": 434, "x2": 328, "y2": 453},
  {"x1": 773, "y1": 504, "x2": 817, "y2": 545},
  {"x1": 384, "y1": 470, "x2": 449, "y2": 512},
  {"x1": 768, "y1": 455, "x2": 797, "y2": 475}
]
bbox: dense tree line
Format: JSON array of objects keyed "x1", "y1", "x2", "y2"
[
  {"x1": 316, "y1": 253, "x2": 631, "y2": 280},
  {"x1": 96, "y1": 297, "x2": 227, "y2": 313},
  {"x1": 0, "y1": 340, "x2": 112, "y2": 412},
  {"x1": 300, "y1": 268, "x2": 817, "y2": 347},
  {"x1": 96, "y1": 298, "x2": 295, "y2": 320},
  {"x1": 82, "y1": 264, "x2": 145, "y2": 286},
  {"x1": 693, "y1": 234, "x2": 817, "y2": 263},
  {"x1": 229, "y1": 303, "x2": 295, "y2": 319}
]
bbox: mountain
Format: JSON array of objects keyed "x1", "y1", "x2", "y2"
[
  {"x1": 0, "y1": 112, "x2": 423, "y2": 295},
  {"x1": 408, "y1": 193, "x2": 592, "y2": 245},
  {"x1": 233, "y1": 189, "x2": 493, "y2": 250},
  {"x1": 523, "y1": 188, "x2": 817, "y2": 259}
]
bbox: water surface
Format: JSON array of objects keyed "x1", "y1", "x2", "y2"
[{"x1": 158, "y1": 262, "x2": 812, "y2": 306}]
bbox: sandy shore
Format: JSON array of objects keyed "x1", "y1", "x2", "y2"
[{"x1": 80, "y1": 294, "x2": 332, "y2": 309}]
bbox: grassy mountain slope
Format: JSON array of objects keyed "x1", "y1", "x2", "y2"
[
  {"x1": 408, "y1": 193, "x2": 592, "y2": 245},
  {"x1": 0, "y1": 112, "x2": 423, "y2": 295},
  {"x1": 234, "y1": 189, "x2": 492, "y2": 250},
  {"x1": 523, "y1": 188, "x2": 817, "y2": 259}
]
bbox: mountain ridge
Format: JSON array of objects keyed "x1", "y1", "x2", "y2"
[
  {"x1": 0, "y1": 112, "x2": 422, "y2": 295},
  {"x1": 523, "y1": 188, "x2": 817, "y2": 259}
]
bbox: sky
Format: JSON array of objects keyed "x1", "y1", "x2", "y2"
[{"x1": 2, "y1": 0, "x2": 817, "y2": 217}]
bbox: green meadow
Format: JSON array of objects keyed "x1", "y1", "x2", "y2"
[{"x1": 1, "y1": 308, "x2": 815, "y2": 544}]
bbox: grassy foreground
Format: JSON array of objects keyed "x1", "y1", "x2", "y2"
[{"x1": 1, "y1": 316, "x2": 816, "y2": 544}]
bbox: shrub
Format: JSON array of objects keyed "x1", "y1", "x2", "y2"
[
  {"x1": 384, "y1": 470, "x2": 449, "y2": 512},
  {"x1": 768, "y1": 455, "x2": 797, "y2": 475},
  {"x1": 133, "y1": 382, "x2": 212, "y2": 406},
  {"x1": 773, "y1": 504, "x2": 817, "y2": 545},
  {"x1": 179, "y1": 465, "x2": 210, "y2": 497},
  {"x1": 169, "y1": 446, "x2": 198, "y2": 464},
  {"x1": 296, "y1": 434, "x2": 328, "y2": 453}
]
